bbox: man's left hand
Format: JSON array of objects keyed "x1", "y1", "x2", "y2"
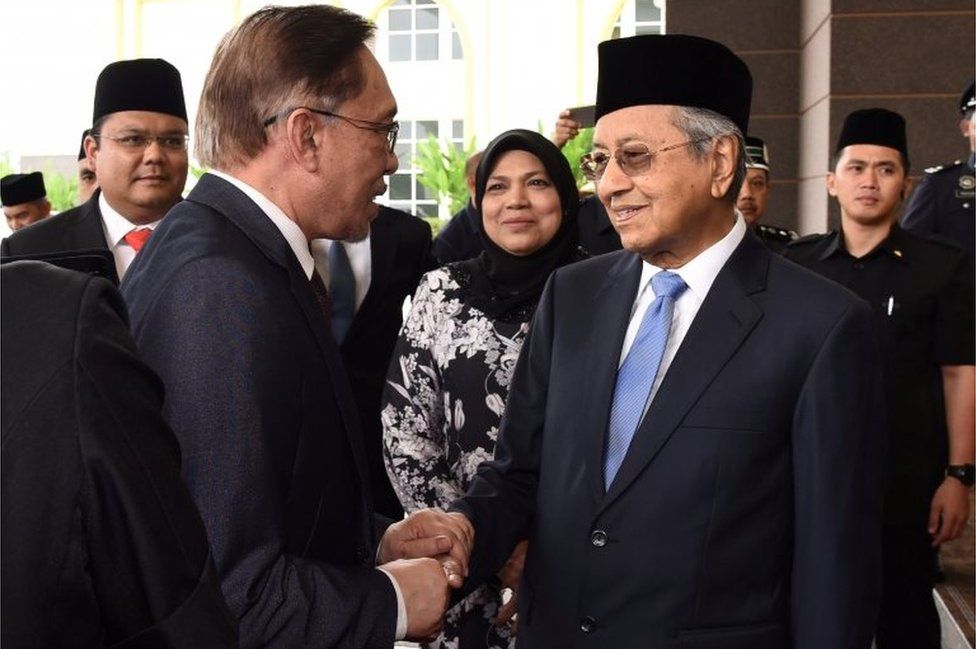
[{"x1": 928, "y1": 477, "x2": 970, "y2": 546}]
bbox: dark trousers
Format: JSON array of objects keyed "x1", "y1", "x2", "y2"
[{"x1": 875, "y1": 524, "x2": 941, "y2": 649}]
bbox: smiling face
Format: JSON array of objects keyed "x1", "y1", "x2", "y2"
[
  {"x1": 828, "y1": 144, "x2": 909, "y2": 228},
  {"x1": 593, "y1": 105, "x2": 735, "y2": 267},
  {"x1": 736, "y1": 167, "x2": 769, "y2": 225},
  {"x1": 306, "y1": 46, "x2": 399, "y2": 241},
  {"x1": 89, "y1": 110, "x2": 188, "y2": 225},
  {"x1": 480, "y1": 149, "x2": 563, "y2": 256}
]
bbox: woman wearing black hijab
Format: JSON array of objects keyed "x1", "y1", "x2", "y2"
[{"x1": 382, "y1": 129, "x2": 584, "y2": 648}]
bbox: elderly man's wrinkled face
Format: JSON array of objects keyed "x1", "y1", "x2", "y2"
[
  {"x1": 736, "y1": 168, "x2": 769, "y2": 225},
  {"x1": 305, "y1": 46, "x2": 399, "y2": 242},
  {"x1": 4, "y1": 199, "x2": 51, "y2": 231},
  {"x1": 593, "y1": 105, "x2": 733, "y2": 267}
]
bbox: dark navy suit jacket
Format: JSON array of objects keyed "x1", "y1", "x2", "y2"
[
  {"x1": 453, "y1": 232, "x2": 885, "y2": 648},
  {"x1": 122, "y1": 173, "x2": 396, "y2": 648}
]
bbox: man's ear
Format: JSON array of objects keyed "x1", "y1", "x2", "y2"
[
  {"x1": 901, "y1": 175, "x2": 913, "y2": 201},
  {"x1": 709, "y1": 134, "x2": 737, "y2": 199},
  {"x1": 284, "y1": 109, "x2": 322, "y2": 172},
  {"x1": 826, "y1": 172, "x2": 838, "y2": 197},
  {"x1": 84, "y1": 135, "x2": 99, "y2": 168}
]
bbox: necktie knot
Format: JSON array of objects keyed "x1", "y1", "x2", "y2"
[
  {"x1": 650, "y1": 270, "x2": 687, "y2": 301},
  {"x1": 124, "y1": 228, "x2": 152, "y2": 253}
]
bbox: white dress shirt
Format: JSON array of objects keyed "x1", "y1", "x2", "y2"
[
  {"x1": 207, "y1": 170, "x2": 408, "y2": 640},
  {"x1": 98, "y1": 193, "x2": 161, "y2": 281},
  {"x1": 618, "y1": 214, "x2": 747, "y2": 412},
  {"x1": 310, "y1": 237, "x2": 372, "y2": 312}
]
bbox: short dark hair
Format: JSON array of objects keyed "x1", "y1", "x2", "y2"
[{"x1": 195, "y1": 5, "x2": 375, "y2": 169}]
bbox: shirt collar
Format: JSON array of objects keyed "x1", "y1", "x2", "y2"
[
  {"x1": 639, "y1": 212, "x2": 747, "y2": 302},
  {"x1": 209, "y1": 169, "x2": 315, "y2": 279},
  {"x1": 824, "y1": 224, "x2": 909, "y2": 263},
  {"x1": 98, "y1": 192, "x2": 162, "y2": 247}
]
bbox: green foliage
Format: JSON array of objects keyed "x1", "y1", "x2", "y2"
[
  {"x1": 413, "y1": 136, "x2": 477, "y2": 217},
  {"x1": 561, "y1": 127, "x2": 594, "y2": 188},
  {"x1": 44, "y1": 172, "x2": 78, "y2": 212},
  {"x1": 189, "y1": 164, "x2": 208, "y2": 179},
  {"x1": 421, "y1": 215, "x2": 445, "y2": 237}
]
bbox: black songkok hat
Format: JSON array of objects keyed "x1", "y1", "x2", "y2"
[
  {"x1": 744, "y1": 136, "x2": 770, "y2": 171},
  {"x1": 78, "y1": 129, "x2": 91, "y2": 160},
  {"x1": 835, "y1": 108, "x2": 909, "y2": 166},
  {"x1": 92, "y1": 58, "x2": 187, "y2": 123},
  {"x1": 595, "y1": 34, "x2": 752, "y2": 134},
  {"x1": 1, "y1": 172, "x2": 46, "y2": 206},
  {"x1": 961, "y1": 81, "x2": 975, "y2": 115}
]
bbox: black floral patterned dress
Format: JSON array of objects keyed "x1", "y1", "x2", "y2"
[{"x1": 383, "y1": 263, "x2": 536, "y2": 649}]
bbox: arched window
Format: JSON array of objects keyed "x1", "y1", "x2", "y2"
[
  {"x1": 612, "y1": 0, "x2": 666, "y2": 39},
  {"x1": 374, "y1": 0, "x2": 467, "y2": 219}
]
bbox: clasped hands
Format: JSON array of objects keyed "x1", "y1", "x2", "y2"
[{"x1": 376, "y1": 508, "x2": 474, "y2": 641}]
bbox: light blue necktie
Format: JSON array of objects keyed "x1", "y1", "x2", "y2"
[
  {"x1": 603, "y1": 270, "x2": 688, "y2": 490},
  {"x1": 329, "y1": 241, "x2": 356, "y2": 344}
]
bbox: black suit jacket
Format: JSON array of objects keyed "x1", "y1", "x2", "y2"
[
  {"x1": 1, "y1": 261, "x2": 236, "y2": 647},
  {"x1": 576, "y1": 195, "x2": 622, "y2": 256},
  {"x1": 453, "y1": 232, "x2": 885, "y2": 648},
  {"x1": 0, "y1": 191, "x2": 118, "y2": 283},
  {"x1": 432, "y1": 202, "x2": 482, "y2": 264},
  {"x1": 340, "y1": 205, "x2": 435, "y2": 519},
  {"x1": 122, "y1": 173, "x2": 396, "y2": 648}
]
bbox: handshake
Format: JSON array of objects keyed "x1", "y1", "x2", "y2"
[{"x1": 376, "y1": 509, "x2": 526, "y2": 641}]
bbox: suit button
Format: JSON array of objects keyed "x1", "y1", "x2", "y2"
[
  {"x1": 590, "y1": 530, "x2": 608, "y2": 547},
  {"x1": 580, "y1": 616, "x2": 597, "y2": 633}
]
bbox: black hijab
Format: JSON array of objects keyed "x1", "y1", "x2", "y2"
[{"x1": 458, "y1": 129, "x2": 580, "y2": 319}]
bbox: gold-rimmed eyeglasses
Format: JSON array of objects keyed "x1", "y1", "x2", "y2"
[
  {"x1": 263, "y1": 106, "x2": 399, "y2": 154},
  {"x1": 94, "y1": 133, "x2": 190, "y2": 151},
  {"x1": 580, "y1": 138, "x2": 710, "y2": 181}
]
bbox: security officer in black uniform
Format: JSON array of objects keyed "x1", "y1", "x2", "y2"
[
  {"x1": 736, "y1": 135, "x2": 796, "y2": 252},
  {"x1": 901, "y1": 81, "x2": 975, "y2": 272},
  {"x1": 785, "y1": 108, "x2": 975, "y2": 649}
]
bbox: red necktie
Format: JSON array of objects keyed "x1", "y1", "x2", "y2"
[{"x1": 124, "y1": 228, "x2": 152, "y2": 253}]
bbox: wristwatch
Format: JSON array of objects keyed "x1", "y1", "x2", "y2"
[{"x1": 946, "y1": 464, "x2": 975, "y2": 487}]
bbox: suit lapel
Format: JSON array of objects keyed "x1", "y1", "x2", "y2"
[
  {"x1": 347, "y1": 210, "x2": 396, "y2": 341},
  {"x1": 65, "y1": 193, "x2": 110, "y2": 251},
  {"x1": 600, "y1": 234, "x2": 769, "y2": 509},
  {"x1": 189, "y1": 175, "x2": 373, "y2": 493},
  {"x1": 581, "y1": 253, "x2": 643, "y2": 504}
]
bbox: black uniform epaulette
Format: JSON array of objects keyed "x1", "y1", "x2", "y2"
[
  {"x1": 786, "y1": 232, "x2": 831, "y2": 248},
  {"x1": 924, "y1": 160, "x2": 963, "y2": 174},
  {"x1": 756, "y1": 224, "x2": 798, "y2": 242}
]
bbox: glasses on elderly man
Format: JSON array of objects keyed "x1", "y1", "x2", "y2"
[
  {"x1": 263, "y1": 107, "x2": 399, "y2": 154},
  {"x1": 580, "y1": 138, "x2": 710, "y2": 181},
  {"x1": 94, "y1": 133, "x2": 190, "y2": 152}
]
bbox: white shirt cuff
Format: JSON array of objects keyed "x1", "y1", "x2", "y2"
[{"x1": 377, "y1": 567, "x2": 408, "y2": 640}]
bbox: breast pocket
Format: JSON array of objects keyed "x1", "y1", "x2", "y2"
[{"x1": 680, "y1": 406, "x2": 768, "y2": 434}]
